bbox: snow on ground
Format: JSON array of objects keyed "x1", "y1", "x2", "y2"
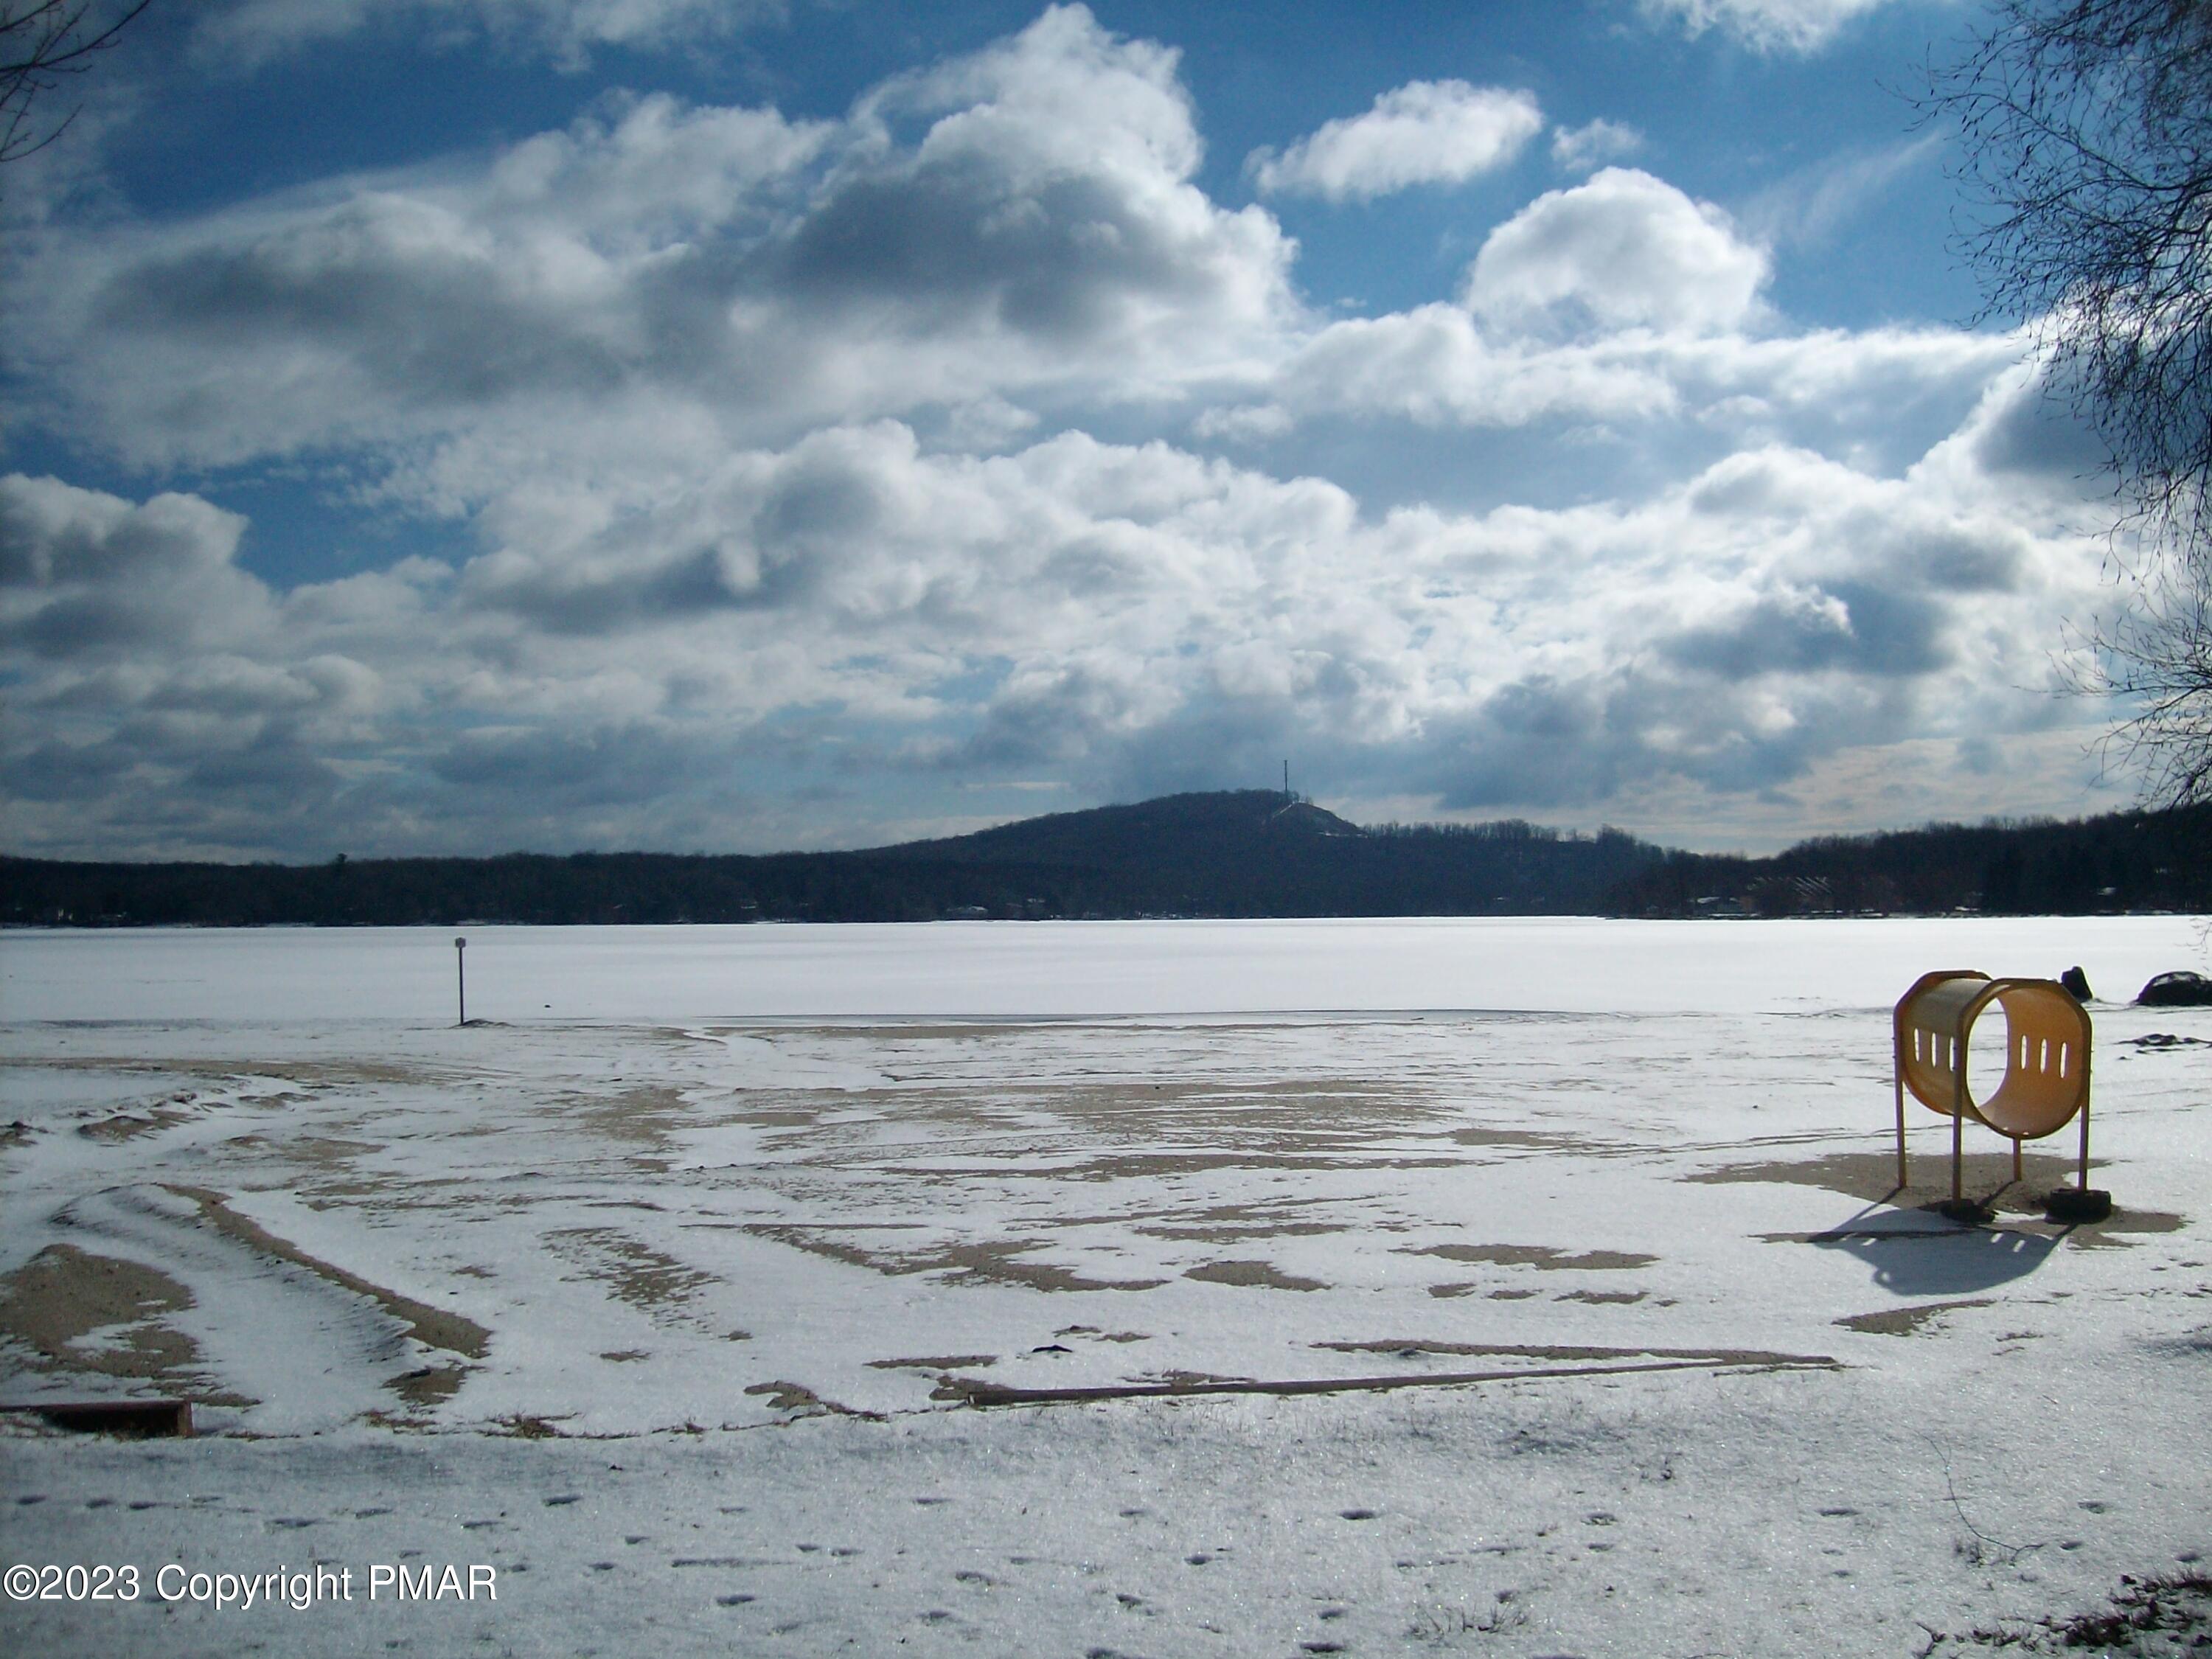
[{"x1": 1, "y1": 917, "x2": 2208, "y2": 1657}]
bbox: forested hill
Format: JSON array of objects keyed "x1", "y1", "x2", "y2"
[
  {"x1": 869, "y1": 790, "x2": 1660, "y2": 916},
  {"x1": 0, "y1": 790, "x2": 1662, "y2": 925}
]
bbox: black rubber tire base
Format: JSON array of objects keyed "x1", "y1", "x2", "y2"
[{"x1": 2045, "y1": 1187, "x2": 2113, "y2": 1223}]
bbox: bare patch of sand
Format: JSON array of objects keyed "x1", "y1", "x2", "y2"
[
  {"x1": 219, "y1": 1133, "x2": 380, "y2": 1169},
  {"x1": 1449, "y1": 1126, "x2": 1582, "y2": 1150},
  {"x1": 743, "y1": 1380, "x2": 880, "y2": 1421},
  {"x1": 388, "y1": 1363, "x2": 469, "y2": 1407},
  {"x1": 0, "y1": 1243, "x2": 245, "y2": 1404},
  {"x1": 1834, "y1": 1298, "x2": 1994, "y2": 1336},
  {"x1": 1182, "y1": 1259, "x2": 1326, "y2": 1292},
  {"x1": 868, "y1": 1354, "x2": 998, "y2": 1371},
  {"x1": 748, "y1": 1226, "x2": 1166, "y2": 1292},
  {"x1": 573, "y1": 1085, "x2": 693, "y2": 1150},
  {"x1": 547, "y1": 1228, "x2": 720, "y2": 1313},
  {"x1": 0, "y1": 1243, "x2": 192, "y2": 1360},
  {"x1": 77, "y1": 1108, "x2": 195, "y2": 1142},
  {"x1": 1134, "y1": 1221, "x2": 1347, "y2": 1243}
]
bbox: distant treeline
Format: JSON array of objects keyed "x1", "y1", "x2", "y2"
[
  {"x1": 2, "y1": 790, "x2": 2203, "y2": 927},
  {"x1": 1607, "y1": 803, "x2": 2211, "y2": 917}
]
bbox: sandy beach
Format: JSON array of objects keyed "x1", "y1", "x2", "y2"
[{"x1": 3, "y1": 917, "x2": 2208, "y2": 1655}]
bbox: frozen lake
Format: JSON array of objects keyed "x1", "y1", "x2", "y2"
[
  {"x1": 3, "y1": 917, "x2": 2208, "y2": 1657},
  {"x1": 4, "y1": 912, "x2": 2205, "y2": 1021}
]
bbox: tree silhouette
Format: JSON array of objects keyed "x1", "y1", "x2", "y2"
[{"x1": 1928, "y1": 1, "x2": 2212, "y2": 804}]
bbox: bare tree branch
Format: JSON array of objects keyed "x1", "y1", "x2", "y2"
[{"x1": 0, "y1": 1, "x2": 152, "y2": 175}]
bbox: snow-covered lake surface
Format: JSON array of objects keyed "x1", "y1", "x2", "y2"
[
  {"x1": 4, "y1": 913, "x2": 2206, "y2": 1021},
  {"x1": 2, "y1": 917, "x2": 2208, "y2": 1657}
]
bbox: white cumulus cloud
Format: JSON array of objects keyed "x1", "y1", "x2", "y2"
[
  {"x1": 1247, "y1": 80, "x2": 1543, "y2": 201},
  {"x1": 1464, "y1": 167, "x2": 1770, "y2": 335}
]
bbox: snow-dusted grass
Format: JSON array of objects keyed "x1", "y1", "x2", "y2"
[{"x1": 2, "y1": 917, "x2": 2208, "y2": 1656}]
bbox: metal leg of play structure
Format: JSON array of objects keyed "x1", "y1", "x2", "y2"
[
  {"x1": 1950, "y1": 1102, "x2": 1964, "y2": 1202},
  {"x1": 1950, "y1": 1065, "x2": 1966, "y2": 1203},
  {"x1": 1893, "y1": 1062, "x2": 1908, "y2": 1190}
]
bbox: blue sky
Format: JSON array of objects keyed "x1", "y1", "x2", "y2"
[{"x1": 0, "y1": 0, "x2": 2142, "y2": 859}]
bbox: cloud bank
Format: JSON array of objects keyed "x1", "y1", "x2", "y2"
[{"x1": 0, "y1": 4, "x2": 2122, "y2": 860}]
